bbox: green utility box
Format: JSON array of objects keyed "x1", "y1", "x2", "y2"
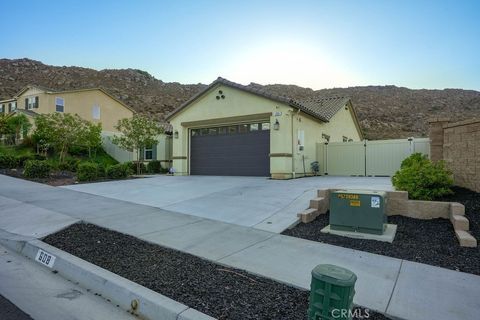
[
  {"x1": 330, "y1": 190, "x2": 387, "y2": 235},
  {"x1": 308, "y1": 264, "x2": 357, "y2": 320}
]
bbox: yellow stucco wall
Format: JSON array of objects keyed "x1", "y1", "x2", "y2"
[
  {"x1": 169, "y1": 84, "x2": 294, "y2": 175},
  {"x1": 169, "y1": 84, "x2": 362, "y2": 178},
  {"x1": 16, "y1": 88, "x2": 134, "y2": 132},
  {"x1": 320, "y1": 102, "x2": 362, "y2": 142}
]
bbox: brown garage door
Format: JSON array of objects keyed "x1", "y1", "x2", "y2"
[{"x1": 190, "y1": 123, "x2": 270, "y2": 176}]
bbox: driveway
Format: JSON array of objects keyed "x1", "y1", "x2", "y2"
[{"x1": 63, "y1": 175, "x2": 393, "y2": 232}]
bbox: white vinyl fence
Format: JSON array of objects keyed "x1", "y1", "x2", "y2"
[{"x1": 316, "y1": 138, "x2": 430, "y2": 176}]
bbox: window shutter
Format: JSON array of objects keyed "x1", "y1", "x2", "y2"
[
  {"x1": 25, "y1": 98, "x2": 28, "y2": 109},
  {"x1": 8, "y1": 103, "x2": 11, "y2": 112},
  {"x1": 34, "y1": 96, "x2": 39, "y2": 108},
  {"x1": 152, "y1": 144, "x2": 157, "y2": 160}
]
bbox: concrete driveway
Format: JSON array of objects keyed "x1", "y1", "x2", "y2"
[{"x1": 63, "y1": 175, "x2": 393, "y2": 232}]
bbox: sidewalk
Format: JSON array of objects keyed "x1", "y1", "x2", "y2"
[{"x1": 0, "y1": 174, "x2": 479, "y2": 320}]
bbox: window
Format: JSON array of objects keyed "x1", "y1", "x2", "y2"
[
  {"x1": 9, "y1": 102, "x2": 16, "y2": 112},
  {"x1": 208, "y1": 128, "x2": 218, "y2": 135},
  {"x1": 297, "y1": 130, "x2": 305, "y2": 151},
  {"x1": 0, "y1": 104, "x2": 3, "y2": 113},
  {"x1": 92, "y1": 105, "x2": 100, "y2": 119},
  {"x1": 228, "y1": 126, "x2": 237, "y2": 134},
  {"x1": 144, "y1": 146, "x2": 153, "y2": 160},
  {"x1": 261, "y1": 123, "x2": 270, "y2": 130},
  {"x1": 322, "y1": 133, "x2": 330, "y2": 142},
  {"x1": 218, "y1": 127, "x2": 227, "y2": 135},
  {"x1": 55, "y1": 97, "x2": 64, "y2": 112},
  {"x1": 343, "y1": 136, "x2": 348, "y2": 142},
  {"x1": 26, "y1": 97, "x2": 37, "y2": 110},
  {"x1": 250, "y1": 123, "x2": 259, "y2": 131},
  {"x1": 191, "y1": 129, "x2": 199, "y2": 136},
  {"x1": 200, "y1": 128, "x2": 209, "y2": 135}
]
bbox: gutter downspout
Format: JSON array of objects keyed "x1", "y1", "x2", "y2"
[
  {"x1": 291, "y1": 109, "x2": 301, "y2": 179},
  {"x1": 291, "y1": 111, "x2": 295, "y2": 179}
]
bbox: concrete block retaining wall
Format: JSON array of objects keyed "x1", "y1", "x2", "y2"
[
  {"x1": 429, "y1": 117, "x2": 480, "y2": 193},
  {"x1": 298, "y1": 189, "x2": 477, "y2": 247}
]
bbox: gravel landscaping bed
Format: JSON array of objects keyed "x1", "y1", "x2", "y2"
[
  {"x1": 283, "y1": 187, "x2": 480, "y2": 275},
  {"x1": 44, "y1": 224, "x2": 389, "y2": 320}
]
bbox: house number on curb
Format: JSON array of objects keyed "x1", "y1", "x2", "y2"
[{"x1": 35, "y1": 249, "x2": 56, "y2": 268}]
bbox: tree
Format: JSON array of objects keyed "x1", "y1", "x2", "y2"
[
  {"x1": 7, "y1": 114, "x2": 32, "y2": 142},
  {"x1": 112, "y1": 115, "x2": 163, "y2": 175},
  {"x1": 78, "y1": 121, "x2": 102, "y2": 158},
  {"x1": 33, "y1": 113, "x2": 101, "y2": 162},
  {"x1": 0, "y1": 114, "x2": 31, "y2": 145}
]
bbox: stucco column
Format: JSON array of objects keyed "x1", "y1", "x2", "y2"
[{"x1": 427, "y1": 117, "x2": 450, "y2": 162}]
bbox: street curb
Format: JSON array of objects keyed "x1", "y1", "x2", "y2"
[{"x1": 0, "y1": 233, "x2": 215, "y2": 320}]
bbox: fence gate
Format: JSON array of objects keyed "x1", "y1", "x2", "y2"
[{"x1": 318, "y1": 138, "x2": 430, "y2": 177}]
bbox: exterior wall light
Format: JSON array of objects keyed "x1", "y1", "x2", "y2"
[
  {"x1": 273, "y1": 119, "x2": 280, "y2": 130},
  {"x1": 174, "y1": 130, "x2": 179, "y2": 139}
]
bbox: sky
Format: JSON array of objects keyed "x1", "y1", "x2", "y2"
[{"x1": 1, "y1": 0, "x2": 479, "y2": 90}]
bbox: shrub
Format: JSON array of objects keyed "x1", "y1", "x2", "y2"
[
  {"x1": 77, "y1": 162, "x2": 100, "y2": 181},
  {"x1": 20, "y1": 136, "x2": 35, "y2": 148},
  {"x1": 0, "y1": 154, "x2": 18, "y2": 169},
  {"x1": 16, "y1": 154, "x2": 35, "y2": 167},
  {"x1": 68, "y1": 145, "x2": 89, "y2": 157},
  {"x1": 400, "y1": 152, "x2": 429, "y2": 169},
  {"x1": 24, "y1": 160, "x2": 51, "y2": 179},
  {"x1": 147, "y1": 160, "x2": 162, "y2": 174},
  {"x1": 392, "y1": 153, "x2": 453, "y2": 200},
  {"x1": 58, "y1": 157, "x2": 80, "y2": 172},
  {"x1": 97, "y1": 162, "x2": 107, "y2": 178},
  {"x1": 33, "y1": 154, "x2": 47, "y2": 161},
  {"x1": 106, "y1": 163, "x2": 131, "y2": 179},
  {"x1": 126, "y1": 161, "x2": 146, "y2": 174}
]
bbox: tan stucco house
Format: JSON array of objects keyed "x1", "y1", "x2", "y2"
[
  {"x1": 0, "y1": 85, "x2": 172, "y2": 165},
  {"x1": 167, "y1": 77, "x2": 363, "y2": 179}
]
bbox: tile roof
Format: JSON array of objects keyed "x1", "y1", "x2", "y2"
[{"x1": 166, "y1": 77, "x2": 351, "y2": 122}]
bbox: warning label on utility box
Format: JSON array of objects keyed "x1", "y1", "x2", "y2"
[
  {"x1": 337, "y1": 194, "x2": 359, "y2": 200},
  {"x1": 371, "y1": 196, "x2": 380, "y2": 208},
  {"x1": 350, "y1": 200, "x2": 361, "y2": 207}
]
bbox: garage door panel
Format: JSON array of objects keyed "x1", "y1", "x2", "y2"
[{"x1": 191, "y1": 130, "x2": 270, "y2": 176}]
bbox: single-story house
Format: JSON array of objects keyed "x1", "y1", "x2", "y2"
[
  {"x1": 0, "y1": 85, "x2": 172, "y2": 166},
  {"x1": 166, "y1": 77, "x2": 363, "y2": 179}
]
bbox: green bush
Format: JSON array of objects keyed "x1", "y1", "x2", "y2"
[
  {"x1": 33, "y1": 154, "x2": 47, "y2": 161},
  {"x1": 400, "y1": 152, "x2": 429, "y2": 169},
  {"x1": 77, "y1": 162, "x2": 100, "y2": 181},
  {"x1": 392, "y1": 153, "x2": 453, "y2": 200},
  {"x1": 0, "y1": 154, "x2": 18, "y2": 169},
  {"x1": 126, "y1": 161, "x2": 146, "y2": 174},
  {"x1": 68, "y1": 145, "x2": 89, "y2": 157},
  {"x1": 16, "y1": 154, "x2": 35, "y2": 167},
  {"x1": 96, "y1": 162, "x2": 107, "y2": 178},
  {"x1": 24, "y1": 160, "x2": 52, "y2": 179},
  {"x1": 147, "y1": 160, "x2": 162, "y2": 174},
  {"x1": 58, "y1": 157, "x2": 80, "y2": 172},
  {"x1": 106, "y1": 163, "x2": 131, "y2": 179}
]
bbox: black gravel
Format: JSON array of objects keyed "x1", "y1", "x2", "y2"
[
  {"x1": 283, "y1": 187, "x2": 480, "y2": 275},
  {"x1": 0, "y1": 295, "x2": 34, "y2": 320},
  {"x1": 44, "y1": 224, "x2": 389, "y2": 320}
]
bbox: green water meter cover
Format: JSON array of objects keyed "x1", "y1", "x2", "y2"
[{"x1": 311, "y1": 264, "x2": 357, "y2": 287}]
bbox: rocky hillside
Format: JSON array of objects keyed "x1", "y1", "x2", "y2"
[
  {"x1": 1, "y1": 58, "x2": 479, "y2": 139},
  {"x1": 0, "y1": 58, "x2": 206, "y2": 122}
]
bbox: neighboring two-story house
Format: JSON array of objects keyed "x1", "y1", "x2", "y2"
[{"x1": 0, "y1": 85, "x2": 172, "y2": 166}]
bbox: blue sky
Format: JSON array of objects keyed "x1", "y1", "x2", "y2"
[{"x1": 1, "y1": 0, "x2": 479, "y2": 90}]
